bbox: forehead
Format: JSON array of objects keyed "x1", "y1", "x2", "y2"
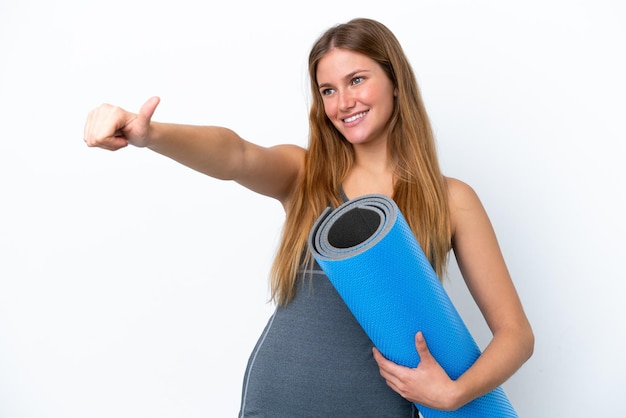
[{"x1": 316, "y1": 48, "x2": 380, "y2": 83}]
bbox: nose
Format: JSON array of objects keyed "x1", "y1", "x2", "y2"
[{"x1": 338, "y1": 90, "x2": 356, "y2": 112}]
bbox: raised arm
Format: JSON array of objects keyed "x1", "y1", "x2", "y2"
[{"x1": 83, "y1": 97, "x2": 305, "y2": 205}]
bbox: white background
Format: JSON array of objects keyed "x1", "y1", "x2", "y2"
[{"x1": 1, "y1": 0, "x2": 624, "y2": 417}]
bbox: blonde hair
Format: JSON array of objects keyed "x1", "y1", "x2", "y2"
[{"x1": 270, "y1": 18, "x2": 450, "y2": 306}]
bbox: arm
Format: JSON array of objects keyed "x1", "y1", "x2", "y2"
[
  {"x1": 83, "y1": 97, "x2": 305, "y2": 205},
  {"x1": 373, "y1": 177, "x2": 534, "y2": 410},
  {"x1": 443, "y1": 177, "x2": 534, "y2": 407}
]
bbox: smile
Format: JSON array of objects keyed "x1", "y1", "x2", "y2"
[{"x1": 343, "y1": 111, "x2": 367, "y2": 123}]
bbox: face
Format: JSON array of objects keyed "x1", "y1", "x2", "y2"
[{"x1": 316, "y1": 48, "x2": 397, "y2": 148}]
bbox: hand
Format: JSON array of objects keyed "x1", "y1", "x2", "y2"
[
  {"x1": 83, "y1": 96, "x2": 160, "y2": 151},
  {"x1": 372, "y1": 332, "x2": 461, "y2": 411}
]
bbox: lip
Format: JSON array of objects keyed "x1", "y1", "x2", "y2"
[{"x1": 342, "y1": 110, "x2": 368, "y2": 125}]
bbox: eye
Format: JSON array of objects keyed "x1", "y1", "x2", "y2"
[
  {"x1": 320, "y1": 88, "x2": 335, "y2": 96},
  {"x1": 351, "y1": 76, "x2": 364, "y2": 85}
]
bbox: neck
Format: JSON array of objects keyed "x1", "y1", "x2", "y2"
[{"x1": 343, "y1": 145, "x2": 394, "y2": 198}]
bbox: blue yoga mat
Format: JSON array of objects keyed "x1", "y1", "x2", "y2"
[{"x1": 308, "y1": 194, "x2": 517, "y2": 417}]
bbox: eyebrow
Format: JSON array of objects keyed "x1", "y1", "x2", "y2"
[{"x1": 318, "y1": 69, "x2": 371, "y2": 90}]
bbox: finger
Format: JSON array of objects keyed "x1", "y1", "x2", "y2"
[
  {"x1": 83, "y1": 104, "x2": 123, "y2": 145},
  {"x1": 372, "y1": 347, "x2": 412, "y2": 398},
  {"x1": 138, "y1": 96, "x2": 160, "y2": 123},
  {"x1": 372, "y1": 347, "x2": 407, "y2": 380},
  {"x1": 372, "y1": 347, "x2": 393, "y2": 369},
  {"x1": 84, "y1": 135, "x2": 128, "y2": 150}
]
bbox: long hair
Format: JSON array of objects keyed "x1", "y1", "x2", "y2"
[{"x1": 270, "y1": 17, "x2": 450, "y2": 306}]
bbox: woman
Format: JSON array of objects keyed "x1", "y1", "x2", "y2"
[{"x1": 84, "y1": 17, "x2": 533, "y2": 418}]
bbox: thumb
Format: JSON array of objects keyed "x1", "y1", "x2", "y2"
[
  {"x1": 414, "y1": 331, "x2": 433, "y2": 364},
  {"x1": 138, "y1": 96, "x2": 160, "y2": 123}
]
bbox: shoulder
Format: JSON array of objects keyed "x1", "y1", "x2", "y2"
[
  {"x1": 270, "y1": 144, "x2": 306, "y2": 205},
  {"x1": 444, "y1": 176, "x2": 489, "y2": 236},
  {"x1": 271, "y1": 143, "x2": 306, "y2": 188},
  {"x1": 268, "y1": 143, "x2": 306, "y2": 161},
  {"x1": 237, "y1": 143, "x2": 306, "y2": 205},
  {"x1": 444, "y1": 176, "x2": 481, "y2": 209}
]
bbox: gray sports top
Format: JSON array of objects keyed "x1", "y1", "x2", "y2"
[
  {"x1": 238, "y1": 266, "x2": 419, "y2": 417},
  {"x1": 238, "y1": 193, "x2": 418, "y2": 417}
]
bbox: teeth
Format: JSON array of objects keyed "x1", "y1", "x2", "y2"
[{"x1": 344, "y1": 112, "x2": 366, "y2": 123}]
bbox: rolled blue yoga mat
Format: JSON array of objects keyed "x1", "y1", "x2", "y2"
[{"x1": 308, "y1": 194, "x2": 517, "y2": 417}]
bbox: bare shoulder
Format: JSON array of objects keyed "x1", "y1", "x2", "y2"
[
  {"x1": 236, "y1": 142, "x2": 306, "y2": 204},
  {"x1": 444, "y1": 176, "x2": 490, "y2": 236},
  {"x1": 445, "y1": 176, "x2": 482, "y2": 210},
  {"x1": 269, "y1": 143, "x2": 306, "y2": 160},
  {"x1": 265, "y1": 143, "x2": 306, "y2": 184},
  {"x1": 270, "y1": 144, "x2": 306, "y2": 207}
]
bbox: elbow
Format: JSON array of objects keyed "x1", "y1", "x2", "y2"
[
  {"x1": 525, "y1": 325, "x2": 535, "y2": 361},
  {"x1": 505, "y1": 315, "x2": 535, "y2": 365},
  {"x1": 518, "y1": 321, "x2": 535, "y2": 363},
  {"x1": 498, "y1": 320, "x2": 535, "y2": 365}
]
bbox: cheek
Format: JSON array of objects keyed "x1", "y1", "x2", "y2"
[
  {"x1": 322, "y1": 98, "x2": 336, "y2": 119},
  {"x1": 378, "y1": 91, "x2": 396, "y2": 119}
]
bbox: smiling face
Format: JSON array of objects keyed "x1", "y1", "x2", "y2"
[{"x1": 316, "y1": 48, "x2": 397, "y2": 148}]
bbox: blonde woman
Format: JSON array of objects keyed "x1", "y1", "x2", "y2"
[{"x1": 84, "y1": 17, "x2": 534, "y2": 417}]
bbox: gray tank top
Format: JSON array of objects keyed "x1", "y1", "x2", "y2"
[{"x1": 238, "y1": 193, "x2": 418, "y2": 417}]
